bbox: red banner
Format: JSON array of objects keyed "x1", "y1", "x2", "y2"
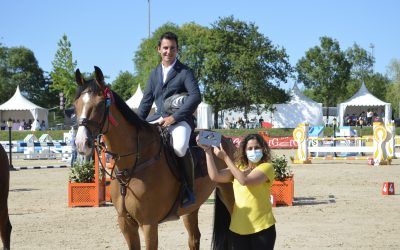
[{"x1": 227, "y1": 136, "x2": 298, "y2": 149}]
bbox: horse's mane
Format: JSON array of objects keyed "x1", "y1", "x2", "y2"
[
  {"x1": 75, "y1": 79, "x2": 152, "y2": 130},
  {"x1": 111, "y1": 90, "x2": 153, "y2": 130}
]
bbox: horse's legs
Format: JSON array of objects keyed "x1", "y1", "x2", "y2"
[
  {"x1": 0, "y1": 209, "x2": 12, "y2": 250},
  {"x1": 182, "y1": 208, "x2": 201, "y2": 250},
  {"x1": 117, "y1": 215, "x2": 140, "y2": 250},
  {"x1": 141, "y1": 224, "x2": 158, "y2": 250}
]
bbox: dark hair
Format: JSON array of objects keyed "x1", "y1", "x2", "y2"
[
  {"x1": 158, "y1": 31, "x2": 179, "y2": 48},
  {"x1": 235, "y1": 134, "x2": 271, "y2": 166}
]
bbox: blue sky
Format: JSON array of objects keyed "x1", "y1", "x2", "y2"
[{"x1": 1, "y1": 0, "x2": 399, "y2": 89}]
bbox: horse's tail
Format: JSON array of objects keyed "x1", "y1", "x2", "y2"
[{"x1": 212, "y1": 188, "x2": 230, "y2": 250}]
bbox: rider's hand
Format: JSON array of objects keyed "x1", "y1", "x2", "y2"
[{"x1": 160, "y1": 116, "x2": 176, "y2": 127}]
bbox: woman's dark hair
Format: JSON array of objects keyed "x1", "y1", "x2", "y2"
[
  {"x1": 158, "y1": 31, "x2": 179, "y2": 48},
  {"x1": 235, "y1": 133, "x2": 271, "y2": 166}
]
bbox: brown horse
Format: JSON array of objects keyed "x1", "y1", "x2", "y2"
[
  {"x1": 0, "y1": 144, "x2": 12, "y2": 250},
  {"x1": 74, "y1": 66, "x2": 234, "y2": 250}
]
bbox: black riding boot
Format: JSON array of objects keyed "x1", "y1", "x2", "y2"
[{"x1": 177, "y1": 150, "x2": 196, "y2": 208}]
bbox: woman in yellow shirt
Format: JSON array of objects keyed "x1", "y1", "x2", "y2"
[{"x1": 198, "y1": 133, "x2": 276, "y2": 250}]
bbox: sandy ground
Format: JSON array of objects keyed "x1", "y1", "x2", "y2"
[{"x1": 7, "y1": 149, "x2": 400, "y2": 249}]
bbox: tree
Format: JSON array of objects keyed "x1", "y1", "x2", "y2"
[
  {"x1": 112, "y1": 71, "x2": 137, "y2": 100},
  {"x1": 203, "y1": 16, "x2": 291, "y2": 127},
  {"x1": 386, "y1": 59, "x2": 400, "y2": 118},
  {"x1": 296, "y1": 36, "x2": 351, "y2": 120},
  {"x1": 387, "y1": 59, "x2": 400, "y2": 83},
  {"x1": 0, "y1": 45, "x2": 53, "y2": 107},
  {"x1": 179, "y1": 23, "x2": 210, "y2": 82},
  {"x1": 50, "y1": 34, "x2": 77, "y2": 107},
  {"x1": 346, "y1": 43, "x2": 374, "y2": 81}
]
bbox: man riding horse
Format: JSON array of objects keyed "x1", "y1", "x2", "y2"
[{"x1": 138, "y1": 31, "x2": 201, "y2": 207}]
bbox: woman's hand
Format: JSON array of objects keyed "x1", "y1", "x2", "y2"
[
  {"x1": 213, "y1": 143, "x2": 228, "y2": 160},
  {"x1": 196, "y1": 135, "x2": 212, "y2": 153}
]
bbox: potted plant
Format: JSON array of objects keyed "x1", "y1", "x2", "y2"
[
  {"x1": 68, "y1": 152, "x2": 106, "y2": 207},
  {"x1": 271, "y1": 155, "x2": 294, "y2": 206}
]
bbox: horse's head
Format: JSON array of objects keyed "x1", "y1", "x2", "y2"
[{"x1": 74, "y1": 66, "x2": 110, "y2": 156}]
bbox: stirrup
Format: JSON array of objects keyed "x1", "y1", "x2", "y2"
[{"x1": 181, "y1": 187, "x2": 196, "y2": 208}]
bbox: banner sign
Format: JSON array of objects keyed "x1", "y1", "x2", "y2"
[{"x1": 226, "y1": 136, "x2": 298, "y2": 149}]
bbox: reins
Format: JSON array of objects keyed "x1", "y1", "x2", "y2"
[{"x1": 78, "y1": 86, "x2": 163, "y2": 216}]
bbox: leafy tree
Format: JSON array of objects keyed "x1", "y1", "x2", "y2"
[
  {"x1": 386, "y1": 59, "x2": 400, "y2": 118},
  {"x1": 387, "y1": 59, "x2": 400, "y2": 83},
  {"x1": 203, "y1": 16, "x2": 291, "y2": 127},
  {"x1": 112, "y1": 71, "x2": 137, "y2": 100},
  {"x1": 296, "y1": 36, "x2": 351, "y2": 120},
  {"x1": 0, "y1": 45, "x2": 52, "y2": 107},
  {"x1": 179, "y1": 23, "x2": 210, "y2": 82},
  {"x1": 50, "y1": 34, "x2": 77, "y2": 107},
  {"x1": 346, "y1": 43, "x2": 374, "y2": 81}
]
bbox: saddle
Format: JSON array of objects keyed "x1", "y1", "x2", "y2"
[
  {"x1": 159, "y1": 128, "x2": 208, "y2": 181},
  {"x1": 158, "y1": 128, "x2": 208, "y2": 223}
]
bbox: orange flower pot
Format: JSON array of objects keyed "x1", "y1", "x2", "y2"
[
  {"x1": 68, "y1": 181, "x2": 105, "y2": 207},
  {"x1": 271, "y1": 177, "x2": 294, "y2": 206},
  {"x1": 68, "y1": 145, "x2": 106, "y2": 207}
]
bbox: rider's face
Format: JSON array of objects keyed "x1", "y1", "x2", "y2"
[{"x1": 158, "y1": 38, "x2": 178, "y2": 67}]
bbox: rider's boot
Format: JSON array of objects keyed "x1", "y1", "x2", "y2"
[{"x1": 177, "y1": 150, "x2": 196, "y2": 208}]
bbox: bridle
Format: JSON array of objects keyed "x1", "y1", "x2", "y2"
[{"x1": 77, "y1": 85, "x2": 163, "y2": 214}]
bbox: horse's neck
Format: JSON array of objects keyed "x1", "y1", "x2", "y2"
[{"x1": 102, "y1": 105, "x2": 158, "y2": 168}]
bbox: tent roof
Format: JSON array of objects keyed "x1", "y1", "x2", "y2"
[
  {"x1": 126, "y1": 85, "x2": 155, "y2": 109},
  {"x1": 272, "y1": 84, "x2": 323, "y2": 128},
  {"x1": 341, "y1": 82, "x2": 388, "y2": 106},
  {"x1": 0, "y1": 86, "x2": 47, "y2": 110},
  {"x1": 287, "y1": 83, "x2": 321, "y2": 105}
]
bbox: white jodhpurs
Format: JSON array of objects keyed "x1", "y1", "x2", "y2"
[{"x1": 150, "y1": 117, "x2": 191, "y2": 157}]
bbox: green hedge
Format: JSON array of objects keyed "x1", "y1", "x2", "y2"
[{"x1": 0, "y1": 130, "x2": 68, "y2": 141}]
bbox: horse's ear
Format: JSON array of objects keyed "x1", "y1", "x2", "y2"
[
  {"x1": 75, "y1": 69, "x2": 85, "y2": 86},
  {"x1": 94, "y1": 66, "x2": 105, "y2": 89}
]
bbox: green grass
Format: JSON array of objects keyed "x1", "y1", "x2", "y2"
[{"x1": 0, "y1": 130, "x2": 67, "y2": 141}]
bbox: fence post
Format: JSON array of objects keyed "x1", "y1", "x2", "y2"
[
  {"x1": 373, "y1": 122, "x2": 389, "y2": 165},
  {"x1": 385, "y1": 122, "x2": 396, "y2": 159},
  {"x1": 293, "y1": 123, "x2": 311, "y2": 164}
]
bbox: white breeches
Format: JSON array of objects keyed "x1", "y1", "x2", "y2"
[{"x1": 150, "y1": 117, "x2": 191, "y2": 157}]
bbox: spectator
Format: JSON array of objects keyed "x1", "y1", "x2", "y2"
[
  {"x1": 197, "y1": 133, "x2": 276, "y2": 249},
  {"x1": 0, "y1": 120, "x2": 5, "y2": 130},
  {"x1": 366, "y1": 110, "x2": 373, "y2": 126},
  {"x1": 70, "y1": 126, "x2": 77, "y2": 167},
  {"x1": 259, "y1": 116, "x2": 264, "y2": 128},
  {"x1": 40, "y1": 120, "x2": 46, "y2": 131}
]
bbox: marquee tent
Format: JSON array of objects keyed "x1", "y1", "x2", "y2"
[
  {"x1": 0, "y1": 86, "x2": 48, "y2": 130},
  {"x1": 271, "y1": 84, "x2": 324, "y2": 128},
  {"x1": 126, "y1": 85, "x2": 156, "y2": 112},
  {"x1": 196, "y1": 101, "x2": 213, "y2": 129},
  {"x1": 337, "y1": 82, "x2": 392, "y2": 126}
]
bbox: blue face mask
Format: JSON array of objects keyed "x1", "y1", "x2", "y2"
[{"x1": 246, "y1": 149, "x2": 263, "y2": 163}]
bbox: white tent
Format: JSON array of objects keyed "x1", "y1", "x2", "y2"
[
  {"x1": 271, "y1": 84, "x2": 324, "y2": 128},
  {"x1": 196, "y1": 101, "x2": 213, "y2": 129},
  {"x1": 337, "y1": 82, "x2": 392, "y2": 126},
  {"x1": 0, "y1": 86, "x2": 48, "y2": 130},
  {"x1": 126, "y1": 85, "x2": 156, "y2": 112}
]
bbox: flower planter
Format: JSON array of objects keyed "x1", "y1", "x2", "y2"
[
  {"x1": 271, "y1": 177, "x2": 294, "y2": 206},
  {"x1": 68, "y1": 181, "x2": 105, "y2": 207},
  {"x1": 68, "y1": 147, "x2": 106, "y2": 207}
]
